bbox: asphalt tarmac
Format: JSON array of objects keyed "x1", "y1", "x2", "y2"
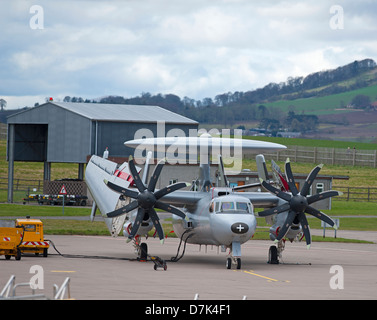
[{"x1": 1, "y1": 235, "x2": 376, "y2": 300}]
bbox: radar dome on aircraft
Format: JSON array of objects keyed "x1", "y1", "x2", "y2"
[{"x1": 124, "y1": 135, "x2": 286, "y2": 154}]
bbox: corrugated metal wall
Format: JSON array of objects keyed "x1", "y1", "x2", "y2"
[
  {"x1": 96, "y1": 121, "x2": 198, "y2": 158},
  {"x1": 8, "y1": 102, "x2": 199, "y2": 163},
  {"x1": 8, "y1": 103, "x2": 92, "y2": 163}
]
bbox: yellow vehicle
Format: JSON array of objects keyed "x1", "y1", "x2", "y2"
[
  {"x1": 15, "y1": 217, "x2": 49, "y2": 257},
  {"x1": 0, "y1": 223, "x2": 24, "y2": 260}
]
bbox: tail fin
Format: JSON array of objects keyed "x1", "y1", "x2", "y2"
[
  {"x1": 85, "y1": 155, "x2": 140, "y2": 236},
  {"x1": 271, "y1": 159, "x2": 289, "y2": 191},
  {"x1": 217, "y1": 154, "x2": 229, "y2": 187},
  {"x1": 256, "y1": 154, "x2": 269, "y2": 181},
  {"x1": 141, "y1": 151, "x2": 153, "y2": 185}
]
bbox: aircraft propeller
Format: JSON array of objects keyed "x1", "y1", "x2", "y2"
[
  {"x1": 258, "y1": 158, "x2": 342, "y2": 248},
  {"x1": 105, "y1": 156, "x2": 189, "y2": 243}
]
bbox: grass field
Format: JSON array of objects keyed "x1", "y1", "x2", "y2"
[
  {"x1": 240, "y1": 158, "x2": 377, "y2": 188},
  {"x1": 243, "y1": 135, "x2": 377, "y2": 150},
  {"x1": 1, "y1": 198, "x2": 376, "y2": 240},
  {"x1": 1, "y1": 137, "x2": 377, "y2": 240},
  {"x1": 263, "y1": 83, "x2": 377, "y2": 115}
]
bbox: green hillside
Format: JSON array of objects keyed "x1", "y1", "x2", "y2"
[
  {"x1": 264, "y1": 83, "x2": 377, "y2": 115},
  {"x1": 243, "y1": 135, "x2": 377, "y2": 150}
]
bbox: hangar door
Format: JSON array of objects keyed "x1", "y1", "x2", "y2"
[{"x1": 11, "y1": 124, "x2": 48, "y2": 162}]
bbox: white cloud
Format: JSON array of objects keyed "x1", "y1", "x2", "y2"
[{"x1": 1, "y1": 0, "x2": 377, "y2": 109}]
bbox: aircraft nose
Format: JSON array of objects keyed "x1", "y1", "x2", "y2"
[
  {"x1": 231, "y1": 222, "x2": 249, "y2": 234},
  {"x1": 210, "y1": 213, "x2": 257, "y2": 246}
]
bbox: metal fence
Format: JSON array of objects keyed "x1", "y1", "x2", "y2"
[
  {"x1": 0, "y1": 123, "x2": 6, "y2": 140},
  {"x1": 0, "y1": 177, "x2": 44, "y2": 202},
  {"x1": 255, "y1": 145, "x2": 377, "y2": 168},
  {"x1": 0, "y1": 177, "x2": 43, "y2": 192},
  {"x1": 332, "y1": 186, "x2": 377, "y2": 202},
  {"x1": 1, "y1": 177, "x2": 377, "y2": 203}
]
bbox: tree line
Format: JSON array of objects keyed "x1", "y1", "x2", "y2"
[{"x1": 58, "y1": 59, "x2": 376, "y2": 131}]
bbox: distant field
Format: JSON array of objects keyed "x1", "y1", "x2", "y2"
[
  {"x1": 263, "y1": 83, "x2": 377, "y2": 115},
  {"x1": 240, "y1": 158, "x2": 377, "y2": 188},
  {"x1": 243, "y1": 135, "x2": 377, "y2": 150},
  {"x1": 1, "y1": 137, "x2": 377, "y2": 199}
]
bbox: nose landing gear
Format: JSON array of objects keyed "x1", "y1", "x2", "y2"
[
  {"x1": 226, "y1": 257, "x2": 241, "y2": 269},
  {"x1": 226, "y1": 241, "x2": 242, "y2": 269}
]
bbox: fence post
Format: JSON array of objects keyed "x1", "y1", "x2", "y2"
[
  {"x1": 313, "y1": 147, "x2": 317, "y2": 164},
  {"x1": 332, "y1": 148, "x2": 335, "y2": 165},
  {"x1": 374, "y1": 150, "x2": 377, "y2": 168}
]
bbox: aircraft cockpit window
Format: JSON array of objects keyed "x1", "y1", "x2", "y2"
[
  {"x1": 221, "y1": 202, "x2": 235, "y2": 211},
  {"x1": 218, "y1": 201, "x2": 252, "y2": 213},
  {"x1": 236, "y1": 202, "x2": 248, "y2": 211}
]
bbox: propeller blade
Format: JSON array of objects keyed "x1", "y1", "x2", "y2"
[
  {"x1": 260, "y1": 179, "x2": 292, "y2": 202},
  {"x1": 104, "y1": 180, "x2": 139, "y2": 199},
  {"x1": 149, "y1": 208, "x2": 164, "y2": 243},
  {"x1": 147, "y1": 158, "x2": 166, "y2": 192},
  {"x1": 297, "y1": 212, "x2": 311, "y2": 248},
  {"x1": 128, "y1": 155, "x2": 146, "y2": 193},
  {"x1": 258, "y1": 203, "x2": 291, "y2": 217},
  {"x1": 155, "y1": 201, "x2": 186, "y2": 219},
  {"x1": 305, "y1": 206, "x2": 337, "y2": 229},
  {"x1": 307, "y1": 190, "x2": 343, "y2": 204},
  {"x1": 300, "y1": 164, "x2": 323, "y2": 197},
  {"x1": 128, "y1": 207, "x2": 146, "y2": 240},
  {"x1": 106, "y1": 200, "x2": 139, "y2": 218},
  {"x1": 285, "y1": 158, "x2": 299, "y2": 196},
  {"x1": 275, "y1": 210, "x2": 296, "y2": 241},
  {"x1": 154, "y1": 182, "x2": 190, "y2": 199}
]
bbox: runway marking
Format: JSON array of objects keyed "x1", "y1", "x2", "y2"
[{"x1": 236, "y1": 270, "x2": 290, "y2": 283}]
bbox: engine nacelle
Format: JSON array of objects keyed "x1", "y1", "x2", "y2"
[
  {"x1": 123, "y1": 220, "x2": 153, "y2": 238},
  {"x1": 269, "y1": 223, "x2": 302, "y2": 242},
  {"x1": 285, "y1": 223, "x2": 302, "y2": 242},
  {"x1": 269, "y1": 225, "x2": 280, "y2": 241}
]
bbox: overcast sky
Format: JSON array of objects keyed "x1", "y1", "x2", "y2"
[{"x1": 1, "y1": 0, "x2": 377, "y2": 109}]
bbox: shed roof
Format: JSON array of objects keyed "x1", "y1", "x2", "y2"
[{"x1": 8, "y1": 102, "x2": 198, "y2": 124}]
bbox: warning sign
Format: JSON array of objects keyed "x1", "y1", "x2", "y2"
[{"x1": 59, "y1": 185, "x2": 67, "y2": 195}]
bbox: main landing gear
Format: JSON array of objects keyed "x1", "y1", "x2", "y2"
[
  {"x1": 133, "y1": 240, "x2": 167, "y2": 271},
  {"x1": 268, "y1": 240, "x2": 285, "y2": 264},
  {"x1": 137, "y1": 242, "x2": 148, "y2": 261},
  {"x1": 268, "y1": 245, "x2": 279, "y2": 264}
]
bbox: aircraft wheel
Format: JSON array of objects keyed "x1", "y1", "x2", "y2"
[
  {"x1": 268, "y1": 245, "x2": 279, "y2": 264},
  {"x1": 236, "y1": 258, "x2": 241, "y2": 270},
  {"x1": 226, "y1": 258, "x2": 232, "y2": 269},
  {"x1": 139, "y1": 243, "x2": 148, "y2": 261}
]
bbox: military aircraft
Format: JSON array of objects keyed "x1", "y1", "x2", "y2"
[{"x1": 85, "y1": 135, "x2": 341, "y2": 269}]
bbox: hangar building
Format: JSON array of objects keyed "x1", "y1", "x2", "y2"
[{"x1": 7, "y1": 101, "x2": 198, "y2": 202}]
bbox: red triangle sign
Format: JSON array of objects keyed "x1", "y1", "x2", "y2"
[{"x1": 59, "y1": 185, "x2": 67, "y2": 195}]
